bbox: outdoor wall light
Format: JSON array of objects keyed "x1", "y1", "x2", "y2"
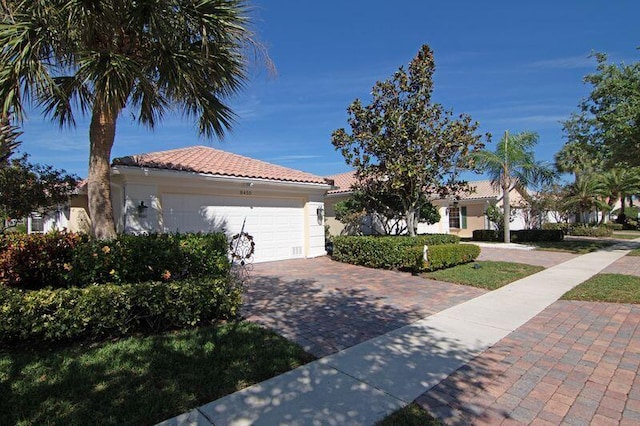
[
  {"x1": 137, "y1": 201, "x2": 149, "y2": 217},
  {"x1": 316, "y1": 206, "x2": 325, "y2": 224}
]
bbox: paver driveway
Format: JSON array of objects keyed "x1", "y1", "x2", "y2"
[{"x1": 243, "y1": 256, "x2": 485, "y2": 357}]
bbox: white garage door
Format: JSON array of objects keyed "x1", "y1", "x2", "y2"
[{"x1": 162, "y1": 194, "x2": 305, "y2": 263}]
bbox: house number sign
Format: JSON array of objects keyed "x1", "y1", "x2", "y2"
[{"x1": 240, "y1": 190, "x2": 252, "y2": 195}]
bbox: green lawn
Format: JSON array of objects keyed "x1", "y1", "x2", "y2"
[
  {"x1": 376, "y1": 403, "x2": 441, "y2": 426},
  {"x1": 530, "y1": 240, "x2": 616, "y2": 254},
  {"x1": 562, "y1": 274, "x2": 640, "y2": 304},
  {"x1": 422, "y1": 261, "x2": 544, "y2": 290},
  {"x1": 629, "y1": 248, "x2": 640, "y2": 256},
  {"x1": 0, "y1": 322, "x2": 314, "y2": 425}
]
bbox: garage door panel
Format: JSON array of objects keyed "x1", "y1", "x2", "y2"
[{"x1": 162, "y1": 194, "x2": 304, "y2": 263}]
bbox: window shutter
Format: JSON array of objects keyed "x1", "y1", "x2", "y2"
[{"x1": 461, "y1": 206, "x2": 467, "y2": 229}]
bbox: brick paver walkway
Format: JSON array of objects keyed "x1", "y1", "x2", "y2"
[
  {"x1": 244, "y1": 257, "x2": 485, "y2": 357},
  {"x1": 601, "y1": 256, "x2": 640, "y2": 277},
  {"x1": 477, "y1": 247, "x2": 577, "y2": 268},
  {"x1": 416, "y1": 300, "x2": 640, "y2": 425}
]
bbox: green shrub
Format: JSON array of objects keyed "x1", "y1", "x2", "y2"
[
  {"x1": 541, "y1": 222, "x2": 571, "y2": 233},
  {"x1": 66, "y1": 232, "x2": 229, "y2": 286},
  {"x1": 604, "y1": 223, "x2": 624, "y2": 230},
  {"x1": 425, "y1": 244, "x2": 480, "y2": 271},
  {"x1": 0, "y1": 231, "x2": 85, "y2": 289},
  {"x1": 472, "y1": 229, "x2": 501, "y2": 242},
  {"x1": 568, "y1": 226, "x2": 613, "y2": 237},
  {"x1": 332, "y1": 234, "x2": 458, "y2": 270},
  {"x1": 512, "y1": 229, "x2": 564, "y2": 242},
  {"x1": 0, "y1": 277, "x2": 242, "y2": 344},
  {"x1": 472, "y1": 229, "x2": 564, "y2": 242},
  {"x1": 1, "y1": 232, "x2": 230, "y2": 290}
]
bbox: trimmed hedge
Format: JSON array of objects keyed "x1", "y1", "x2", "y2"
[
  {"x1": 472, "y1": 229, "x2": 564, "y2": 242},
  {"x1": 332, "y1": 234, "x2": 475, "y2": 272},
  {"x1": 1, "y1": 232, "x2": 230, "y2": 289},
  {"x1": 405, "y1": 243, "x2": 481, "y2": 272},
  {"x1": 0, "y1": 277, "x2": 242, "y2": 344},
  {"x1": 426, "y1": 244, "x2": 480, "y2": 271},
  {"x1": 332, "y1": 234, "x2": 458, "y2": 270},
  {"x1": 569, "y1": 226, "x2": 613, "y2": 237}
]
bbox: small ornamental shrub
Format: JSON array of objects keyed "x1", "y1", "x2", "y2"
[
  {"x1": 332, "y1": 234, "x2": 458, "y2": 270},
  {"x1": 472, "y1": 229, "x2": 564, "y2": 242},
  {"x1": 0, "y1": 231, "x2": 85, "y2": 289},
  {"x1": 568, "y1": 226, "x2": 613, "y2": 238},
  {"x1": 542, "y1": 223, "x2": 572, "y2": 234},
  {"x1": 0, "y1": 277, "x2": 242, "y2": 344}
]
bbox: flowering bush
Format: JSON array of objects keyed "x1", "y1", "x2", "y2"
[{"x1": 1, "y1": 232, "x2": 229, "y2": 289}]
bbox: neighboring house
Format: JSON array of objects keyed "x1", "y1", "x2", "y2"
[
  {"x1": 45, "y1": 146, "x2": 332, "y2": 263},
  {"x1": 324, "y1": 172, "x2": 527, "y2": 238},
  {"x1": 431, "y1": 180, "x2": 527, "y2": 238}
]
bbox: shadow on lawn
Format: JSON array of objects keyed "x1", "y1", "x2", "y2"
[{"x1": 0, "y1": 322, "x2": 312, "y2": 425}]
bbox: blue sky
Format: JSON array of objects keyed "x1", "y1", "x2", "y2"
[{"x1": 16, "y1": 0, "x2": 640, "y2": 181}]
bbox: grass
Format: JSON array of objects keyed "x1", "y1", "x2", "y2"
[
  {"x1": 422, "y1": 261, "x2": 544, "y2": 290},
  {"x1": 530, "y1": 240, "x2": 616, "y2": 254},
  {"x1": 629, "y1": 248, "x2": 640, "y2": 256},
  {"x1": 0, "y1": 321, "x2": 314, "y2": 426},
  {"x1": 376, "y1": 403, "x2": 441, "y2": 426},
  {"x1": 562, "y1": 274, "x2": 640, "y2": 304}
]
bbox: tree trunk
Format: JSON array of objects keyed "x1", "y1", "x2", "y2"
[
  {"x1": 503, "y1": 184, "x2": 510, "y2": 243},
  {"x1": 88, "y1": 104, "x2": 118, "y2": 240},
  {"x1": 406, "y1": 206, "x2": 417, "y2": 236}
]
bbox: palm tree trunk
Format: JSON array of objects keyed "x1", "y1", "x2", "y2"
[
  {"x1": 503, "y1": 184, "x2": 510, "y2": 243},
  {"x1": 88, "y1": 104, "x2": 117, "y2": 240}
]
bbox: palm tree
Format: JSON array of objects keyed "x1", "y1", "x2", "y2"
[
  {"x1": 0, "y1": 115, "x2": 21, "y2": 166},
  {"x1": 598, "y1": 168, "x2": 640, "y2": 223},
  {"x1": 0, "y1": 0, "x2": 257, "y2": 239},
  {"x1": 554, "y1": 140, "x2": 602, "y2": 181},
  {"x1": 473, "y1": 131, "x2": 555, "y2": 243},
  {"x1": 563, "y1": 175, "x2": 609, "y2": 223}
]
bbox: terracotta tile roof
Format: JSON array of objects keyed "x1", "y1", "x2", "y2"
[
  {"x1": 325, "y1": 171, "x2": 358, "y2": 194},
  {"x1": 458, "y1": 180, "x2": 502, "y2": 200},
  {"x1": 112, "y1": 146, "x2": 330, "y2": 185}
]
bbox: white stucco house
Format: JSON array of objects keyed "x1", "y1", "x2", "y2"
[{"x1": 45, "y1": 146, "x2": 332, "y2": 263}]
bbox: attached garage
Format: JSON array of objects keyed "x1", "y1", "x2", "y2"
[
  {"x1": 108, "y1": 146, "x2": 331, "y2": 263},
  {"x1": 162, "y1": 193, "x2": 305, "y2": 263}
]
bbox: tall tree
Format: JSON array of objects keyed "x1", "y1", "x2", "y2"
[
  {"x1": 331, "y1": 45, "x2": 486, "y2": 236},
  {"x1": 554, "y1": 139, "x2": 602, "y2": 181},
  {"x1": 0, "y1": 0, "x2": 258, "y2": 239},
  {"x1": 563, "y1": 52, "x2": 640, "y2": 168},
  {"x1": 472, "y1": 131, "x2": 555, "y2": 243}
]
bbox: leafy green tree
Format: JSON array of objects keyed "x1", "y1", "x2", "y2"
[
  {"x1": 0, "y1": 155, "x2": 78, "y2": 233},
  {"x1": 331, "y1": 45, "x2": 485, "y2": 236},
  {"x1": 563, "y1": 52, "x2": 640, "y2": 168},
  {"x1": 472, "y1": 131, "x2": 555, "y2": 243},
  {"x1": 0, "y1": 0, "x2": 258, "y2": 239}
]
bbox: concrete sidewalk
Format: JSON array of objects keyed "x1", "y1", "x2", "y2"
[{"x1": 159, "y1": 244, "x2": 634, "y2": 426}]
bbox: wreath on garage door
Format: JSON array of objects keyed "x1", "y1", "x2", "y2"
[{"x1": 230, "y1": 231, "x2": 255, "y2": 265}]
